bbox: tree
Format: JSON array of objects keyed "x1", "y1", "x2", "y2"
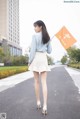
[
  {"x1": 0, "y1": 47, "x2": 5, "y2": 62},
  {"x1": 3, "y1": 47, "x2": 11, "y2": 65},
  {"x1": 67, "y1": 47, "x2": 80, "y2": 63},
  {"x1": 12, "y1": 56, "x2": 28, "y2": 66},
  {"x1": 47, "y1": 55, "x2": 54, "y2": 65},
  {"x1": 74, "y1": 49, "x2": 80, "y2": 62},
  {"x1": 61, "y1": 55, "x2": 67, "y2": 64}
]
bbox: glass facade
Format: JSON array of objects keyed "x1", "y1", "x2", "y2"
[{"x1": 9, "y1": 45, "x2": 22, "y2": 56}]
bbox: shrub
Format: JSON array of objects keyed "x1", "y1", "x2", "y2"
[
  {"x1": 68, "y1": 63, "x2": 80, "y2": 69},
  {"x1": 0, "y1": 66, "x2": 28, "y2": 79}
]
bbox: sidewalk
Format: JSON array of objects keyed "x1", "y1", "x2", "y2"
[
  {"x1": 0, "y1": 65, "x2": 55, "y2": 92},
  {"x1": 65, "y1": 66, "x2": 80, "y2": 94}
]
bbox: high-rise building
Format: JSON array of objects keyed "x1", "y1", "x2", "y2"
[{"x1": 0, "y1": 0, "x2": 22, "y2": 56}]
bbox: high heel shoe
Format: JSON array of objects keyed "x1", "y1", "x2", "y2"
[
  {"x1": 37, "y1": 101, "x2": 41, "y2": 109},
  {"x1": 37, "y1": 104, "x2": 41, "y2": 109},
  {"x1": 42, "y1": 107, "x2": 47, "y2": 115}
]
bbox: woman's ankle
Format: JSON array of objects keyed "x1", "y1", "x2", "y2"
[{"x1": 37, "y1": 100, "x2": 41, "y2": 105}]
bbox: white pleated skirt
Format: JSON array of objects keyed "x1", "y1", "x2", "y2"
[{"x1": 28, "y1": 52, "x2": 51, "y2": 72}]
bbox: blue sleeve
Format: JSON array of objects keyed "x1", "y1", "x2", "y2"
[
  {"x1": 47, "y1": 40, "x2": 52, "y2": 54},
  {"x1": 29, "y1": 35, "x2": 36, "y2": 64}
]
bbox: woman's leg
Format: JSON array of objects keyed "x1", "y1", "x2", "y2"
[
  {"x1": 33, "y1": 71, "x2": 41, "y2": 105},
  {"x1": 41, "y1": 71, "x2": 47, "y2": 110}
]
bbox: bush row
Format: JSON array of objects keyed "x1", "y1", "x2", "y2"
[
  {"x1": 0, "y1": 67, "x2": 28, "y2": 79},
  {"x1": 67, "y1": 63, "x2": 80, "y2": 69}
]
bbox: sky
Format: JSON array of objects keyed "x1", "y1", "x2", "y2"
[{"x1": 19, "y1": 0, "x2": 80, "y2": 62}]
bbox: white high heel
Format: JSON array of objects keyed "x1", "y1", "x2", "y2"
[
  {"x1": 42, "y1": 106, "x2": 47, "y2": 115},
  {"x1": 37, "y1": 101, "x2": 41, "y2": 109}
]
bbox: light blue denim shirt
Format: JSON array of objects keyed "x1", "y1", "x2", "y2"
[{"x1": 29, "y1": 32, "x2": 52, "y2": 64}]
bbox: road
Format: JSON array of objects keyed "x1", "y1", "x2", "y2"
[{"x1": 0, "y1": 66, "x2": 80, "y2": 119}]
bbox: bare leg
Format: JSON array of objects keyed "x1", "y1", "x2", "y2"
[
  {"x1": 41, "y1": 71, "x2": 47, "y2": 110},
  {"x1": 33, "y1": 71, "x2": 41, "y2": 105}
]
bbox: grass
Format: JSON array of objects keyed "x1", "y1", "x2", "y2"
[{"x1": 0, "y1": 66, "x2": 28, "y2": 71}]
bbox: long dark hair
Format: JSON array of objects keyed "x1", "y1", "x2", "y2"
[{"x1": 33, "y1": 20, "x2": 50, "y2": 44}]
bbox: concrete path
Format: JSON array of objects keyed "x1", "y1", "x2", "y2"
[{"x1": 0, "y1": 71, "x2": 33, "y2": 92}]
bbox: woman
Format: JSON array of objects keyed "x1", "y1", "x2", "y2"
[{"x1": 28, "y1": 20, "x2": 52, "y2": 115}]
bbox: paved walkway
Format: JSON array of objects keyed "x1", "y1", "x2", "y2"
[
  {"x1": 0, "y1": 71, "x2": 33, "y2": 92},
  {"x1": 0, "y1": 66, "x2": 80, "y2": 119}
]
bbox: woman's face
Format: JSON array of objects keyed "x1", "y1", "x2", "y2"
[{"x1": 34, "y1": 25, "x2": 42, "y2": 33}]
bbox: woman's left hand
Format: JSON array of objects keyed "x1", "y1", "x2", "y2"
[{"x1": 28, "y1": 63, "x2": 30, "y2": 67}]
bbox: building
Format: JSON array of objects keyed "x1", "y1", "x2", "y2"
[{"x1": 0, "y1": 0, "x2": 22, "y2": 56}]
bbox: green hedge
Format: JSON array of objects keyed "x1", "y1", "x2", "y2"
[
  {"x1": 67, "y1": 63, "x2": 80, "y2": 69},
  {"x1": 0, "y1": 66, "x2": 28, "y2": 79}
]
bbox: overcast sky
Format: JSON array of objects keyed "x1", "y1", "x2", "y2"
[{"x1": 19, "y1": 0, "x2": 80, "y2": 62}]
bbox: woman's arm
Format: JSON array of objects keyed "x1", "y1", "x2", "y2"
[
  {"x1": 47, "y1": 40, "x2": 52, "y2": 54},
  {"x1": 29, "y1": 35, "x2": 36, "y2": 64}
]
